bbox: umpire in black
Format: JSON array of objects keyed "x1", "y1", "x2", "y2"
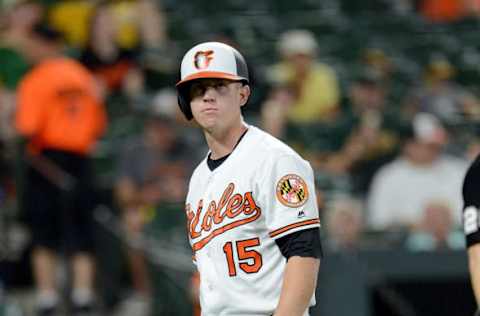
[{"x1": 463, "y1": 154, "x2": 480, "y2": 315}]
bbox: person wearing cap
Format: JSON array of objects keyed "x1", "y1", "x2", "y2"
[
  {"x1": 403, "y1": 55, "x2": 480, "y2": 123},
  {"x1": 367, "y1": 112, "x2": 468, "y2": 231},
  {"x1": 462, "y1": 153, "x2": 480, "y2": 316},
  {"x1": 262, "y1": 29, "x2": 340, "y2": 129},
  {"x1": 318, "y1": 67, "x2": 402, "y2": 195},
  {"x1": 176, "y1": 41, "x2": 322, "y2": 316}
]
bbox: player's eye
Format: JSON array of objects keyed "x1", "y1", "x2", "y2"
[
  {"x1": 214, "y1": 81, "x2": 227, "y2": 88},
  {"x1": 189, "y1": 80, "x2": 232, "y2": 99},
  {"x1": 213, "y1": 81, "x2": 230, "y2": 93},
  {"x1": 189, "y1": 83, "x2": 206, "y2": 98}
]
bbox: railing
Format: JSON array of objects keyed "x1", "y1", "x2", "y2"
[{"x1": 313, "y1": 249, "x2": 475, "y2": 316}]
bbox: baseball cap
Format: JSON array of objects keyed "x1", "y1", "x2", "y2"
[
  {"x1": 412, "y1": 112, "x2": 447, "y2": 145},
  {"x1": 176, "y1": 42, "x2": 249, "y2": 87},
  {"x1": 278, "y1": 29, "x2": 318, "y2": 57}
]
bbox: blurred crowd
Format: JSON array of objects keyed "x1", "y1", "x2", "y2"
[{"x1": 1, "y1": 0, "x2": 480, "y2": 316}]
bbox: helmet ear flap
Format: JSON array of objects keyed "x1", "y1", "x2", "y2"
[{"x1": 177, "y1": 92, "x2": 193, "y2": 120}]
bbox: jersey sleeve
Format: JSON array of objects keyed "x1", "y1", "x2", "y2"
[
  {"x1": 463, "y1": 155, "x2": 480, "y2": 248},
  {"x1": 258, "y1": 154, "x2": 320, "y2": 240}
]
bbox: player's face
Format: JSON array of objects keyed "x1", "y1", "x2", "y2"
[{"x1": 189, "y1": 78, "x2": 249, "y2": 131}]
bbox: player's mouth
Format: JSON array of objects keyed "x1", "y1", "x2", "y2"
[{"x1": 202, "y1": 107, "x2": 218, "y2": 114}]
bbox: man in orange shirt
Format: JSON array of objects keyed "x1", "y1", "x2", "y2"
[{"x1": 15, "y1": 25, "x2": 106, "y2": 316}]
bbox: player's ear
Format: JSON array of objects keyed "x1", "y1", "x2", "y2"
[{"x1": 239, "y1": 84, "x2": 250, "y2": 107}]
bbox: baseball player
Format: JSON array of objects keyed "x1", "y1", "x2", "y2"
[
  {"x1": 176, "y1": 42, "x2": 322, "y2": 316},
  {"x1": 463, "y1": 154, "x2": 480, "y2": 316}
]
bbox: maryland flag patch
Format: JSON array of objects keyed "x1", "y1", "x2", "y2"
[{"x1": 276, "y1": 174, "x2": 309, "y2": 208}]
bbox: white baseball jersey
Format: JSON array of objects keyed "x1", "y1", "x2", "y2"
[{"x1": 185, "y1": 125, "x2": 320, "y2": 316}]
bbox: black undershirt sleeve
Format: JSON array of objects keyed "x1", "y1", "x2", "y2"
[{"x1": 274, "y1": 228, "x2": 323, "y2": 260}]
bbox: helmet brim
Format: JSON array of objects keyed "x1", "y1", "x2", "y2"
[{"x1": 176, "y1": 71, "x2": 247, "y2": 87}]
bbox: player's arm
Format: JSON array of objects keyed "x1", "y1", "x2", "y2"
[
  {"x1": 469, "y1": 244, "x2": 480, "y2": 305},
  {"x1": 262, "y1": 154, "x2": 322, "y2": 315},
  {"x1": 274, "y1": 228, "x2": 322, "y2": 316},
  {"x1": 274, "y1": 256, "x2": 320, "y2": 316}
]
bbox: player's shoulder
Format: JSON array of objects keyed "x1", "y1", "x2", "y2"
[
  {"x1": 463, "y1": 153, "x2": 480, "y2": 205},
  {"x1": 248, "y1": 126, "x2": 306, "y2": 162}
]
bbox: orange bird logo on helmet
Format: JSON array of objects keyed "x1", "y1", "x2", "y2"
[{"x1": 194, "y1": 50, "x2": 214, "y2": 70}]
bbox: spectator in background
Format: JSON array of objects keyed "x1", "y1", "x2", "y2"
[
  {"x1": 47, "y1": 0, "x2": 95, "y2": 49},
  {"x1": 79, "y1": 2, "x2": 144, "y2": 101},
  {"x1": 403, "y1": 56, "x2": 480, "y2": 123},
  {"x1": 49, "y1": 0, "x2": 175, "y2": 90},
  {"x1": 14, "y1": 25, "x2": 107, "y2": 316},
  {"x1": 48, "y1": 0, "x2": 159, "y2": 51},
  {"x1": 135, "y1": 0, "x2": 177, "y2": 84},
  {"x1": 274, "y1": 67, "x2": 401, "y2": 200},
  {"x1": 361, "y1": 48, "x2": 394, "y2": 84},
  {"x1": 0, "y1": 0, "x2": 45, "y2": 54},
  {"x1": 0, "y1": 1, "x2": 42, "y2": 144},
  {"x1": 367, "y1": 112, "x2": 467, "y2": 231},
  {"x1": 312, "y1": 68, "x2": 402, "y2": 195},
  {"x1": 114, "y1": 106, "x2": 192, "y2": 315},
  {"x1": 325, "y1": 197, "x2": 365, "y2": 252},
  {"x1": 0, "y1": 47, "x2": 29, "y2": 144},
  {"x1": 261, "y1": 29, "x2": 340, "y2": 137},
  {"x1": 0, "y1": 44, "x2": 29, "y2": 91},
  {"x1": 406, "y1": 200, "x2": 464, "y2": 251}
]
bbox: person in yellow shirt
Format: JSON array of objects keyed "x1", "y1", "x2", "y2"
[
  {"x1": 48, "y1": 0, "x2": 94, "y2": 48},
  {"x1": 263, "y1": 29, "x2": 340, "y2": 126}
]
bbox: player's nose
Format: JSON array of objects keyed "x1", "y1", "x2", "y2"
[{"x1": 202, "y1": 86, "x2": 217, "y2": 102}]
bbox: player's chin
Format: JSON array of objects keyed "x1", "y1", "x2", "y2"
[{"x1": 197, "y1": 115, "x2": 220, "y2": 129}]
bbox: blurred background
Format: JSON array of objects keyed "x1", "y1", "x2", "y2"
[{"x1": 1, "y1": 0, "x2": 480, "y2": 315}]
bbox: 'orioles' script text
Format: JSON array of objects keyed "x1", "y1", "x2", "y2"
[{"x1": 186, "y1": 183, "x2": 262, "y2": 251}]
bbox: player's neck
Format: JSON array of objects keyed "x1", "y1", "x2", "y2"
[{"x1": 205, "y1": 121, "x2": 248, "y2": 160}]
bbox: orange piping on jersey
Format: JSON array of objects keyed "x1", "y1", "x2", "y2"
[
  {"x1": 269, "y1": 218, "x2": 320, "y2": 238},
  {"x1": 192, "y1": 207, "x2": 262, "y2": 252}
]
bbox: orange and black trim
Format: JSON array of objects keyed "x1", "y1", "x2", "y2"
[{"x1": 269, "y1": 218, "x2": 320, "y2": 238}]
